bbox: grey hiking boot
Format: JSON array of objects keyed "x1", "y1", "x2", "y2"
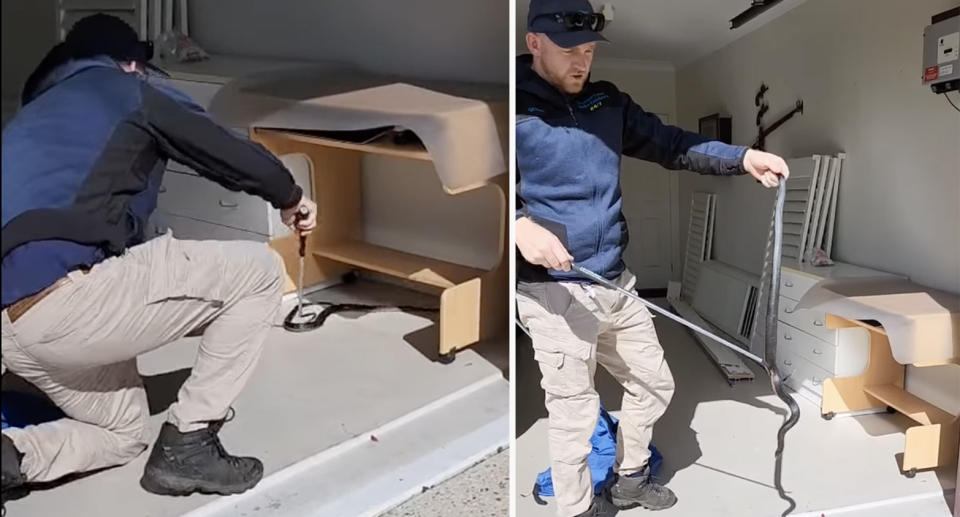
[
  {"x1": 140, "y1": 412, "x2": 263, "y2": 496},
  {"x1": 610, "y1": 465, "x2": 677, "y2": 510},
  {"x1": 1, "y1": 433, "x2": 27, "y2": 515},
  {"x1": 575, "y1": 492, "x2": 618, "y2": 517}
]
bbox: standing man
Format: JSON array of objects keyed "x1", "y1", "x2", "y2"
[
  {"x1": 1, "y1": 14, "x2": 317, "y2": 508},
  {"x1": 516, "y1": 1, "x2": 789, "y2": 516}
]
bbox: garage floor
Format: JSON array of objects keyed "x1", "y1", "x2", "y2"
[
  {"x1": 4, "y1": 280, "x2": 509, "y2": 517},
  {"x1": 515, "y1": 299, "x2": 956, "y2": 517}
]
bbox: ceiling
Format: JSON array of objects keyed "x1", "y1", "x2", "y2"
[{"x1": 516, "y1": 0, "x2": 808, "y2": 68}]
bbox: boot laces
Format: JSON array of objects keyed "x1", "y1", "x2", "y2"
[{"x1": 202, "y1": 408, "x2": 243, "y2": 467}]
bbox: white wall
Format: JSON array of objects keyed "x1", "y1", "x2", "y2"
[
  {"x1": 189, "y1": 0, "x2": 508, "y2": 84},
  {"x1": 676, "y1": 0, "x2": 959, "y2": 293},
  {"x1": 675, "y1": 0, "x2": 960, "y2": 413}
]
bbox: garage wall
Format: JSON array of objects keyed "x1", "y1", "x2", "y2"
[
  {"x1": 675, "y1": 0, "x2": 960, "y2": 413},
  {"x1": 189, "y1": 0, "x2": 508, "y2": 84}
]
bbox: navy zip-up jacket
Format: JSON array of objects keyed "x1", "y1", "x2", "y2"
[
  {"x1": 1, "y1": 56, "x2": 302, "y2": 307},
  {"x1": 515, "y1": 54, "x2": 748, "y2": 282}
]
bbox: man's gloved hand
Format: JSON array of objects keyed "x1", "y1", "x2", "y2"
[
  {"x1": 280, "y1": 196, "x2": 318, "y2": 236},
  {"x1": 744, "y1": 149, "x2": 790, "y2": 188},
  {"x1": 516, "y1": 217, "x2": 574, "y2": 272}
]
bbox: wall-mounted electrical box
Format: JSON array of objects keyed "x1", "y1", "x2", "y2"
[{"x1": 923, "y1": 7, "x2": 959, "y2": 93}]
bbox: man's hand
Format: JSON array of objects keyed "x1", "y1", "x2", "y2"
[
  {"x1": 516, "y1": 217, "x2": 574, "y2": 272},
  {"x1": 281, "y1": 196, "x2": 318, "y2": 235},
  {"x1": 743, "y1": 149, "x2": 790, "y2": 188}
]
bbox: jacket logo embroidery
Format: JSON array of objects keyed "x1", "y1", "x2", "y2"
[{"x1": 577, "y1": 92, "x2": 609, "y2": 112}]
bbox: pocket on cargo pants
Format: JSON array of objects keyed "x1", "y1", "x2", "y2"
[{"x1": 517, "y1": 282, "x2": 598, "y2": 397}]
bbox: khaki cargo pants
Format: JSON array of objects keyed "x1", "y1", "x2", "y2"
[
  {"x1": 0, "y1": 233, "x2": 285, "y2": 483},
  {"x1": 517, "y1": 271, "x2": 675, "y2": 517}
]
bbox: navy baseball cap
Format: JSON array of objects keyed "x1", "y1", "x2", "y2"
[{"x1": 527, "y1": 0, "x2": 608, "y2": 49}]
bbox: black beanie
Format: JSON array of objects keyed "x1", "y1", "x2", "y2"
[
  {"x1": 21, "y1": 14, "x2": 153, "y2": 105},
  {"x1": 63, "y1": 13, "x2": 153, "y2": 63}
]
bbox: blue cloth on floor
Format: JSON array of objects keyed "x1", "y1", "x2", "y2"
[
  {"x1": 1, "y1": 391, "x2": 65, "y2": 430},
  {"x1": 534, "y1": 405, "x2": 662, "y2": 498}
]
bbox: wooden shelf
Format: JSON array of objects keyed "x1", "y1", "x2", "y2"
[
  {"x1": 255, "y1": 129, "x2": 431, "y2": 162},
  {"x1": 314, "y1": 240, "x2": 483, "y2": 289},
  {"x1": 864, "y1": 384, "x2": 955, "y2": 426},
  {"x1": 825, "y1": 314, "x2": 889, "y2": 335}
]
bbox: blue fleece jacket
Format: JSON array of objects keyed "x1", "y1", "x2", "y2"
[{"x1": 516, "y1": 54, "x2": 748, "y2": 282}]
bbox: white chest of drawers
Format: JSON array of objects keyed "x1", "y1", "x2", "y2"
[
  {"x1": 775, "y1": 261, "x2": 902, "y2": 405},
  {"x1": 146, "y1": 56, "x2": 313, "y2": 242}
]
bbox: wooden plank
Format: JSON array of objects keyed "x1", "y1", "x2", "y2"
[
  {"x1": 254, "y1": 130, "x2": 362, "y2": 292},
  {"x1": 903, "y1": 420, "x2": 960, "y2": 471},
  {"x1": 825, "y1": 313, "x2": 888, "y2": 335},
  {"x1": 439, "y1": 278, "x2": 482, "y2": 355},
  {"x1": 255, "y1": 128, "x2": 431, "y2": 162},
  {"x1": 315, "y1": 240, "x2": 484, "y2": 289},
  {"x1": 271, "y1": 234, "x2": 348, "y2": 293},
  {"x1": 478, "y1": 173, "x2": 509, "y2": 342},
  {"x1": 864, "y1": 384, "x2": 955, "y2": 425}
]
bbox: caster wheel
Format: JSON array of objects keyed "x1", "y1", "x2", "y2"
[
  {"x1": 903, "y1": 468, "x2": 917, "y2": 478},
  {"x1": 342, "y1": 271, "x2": 359, "y2": 284},
  {"x1": 822, "y1": 412, "x2": 835, "y2": 420},
  {"x1": 886, "y1": 406, "x2": 897, "y2": 414},
  {"x1": 438, "y1": 352, "x2": 456, "y2": 364}
]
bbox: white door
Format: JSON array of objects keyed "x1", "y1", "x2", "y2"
[{"x1": 619, "y1": 113, "x2": 676, "y2": 290}]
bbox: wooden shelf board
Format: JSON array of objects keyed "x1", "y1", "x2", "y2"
[
  {"x1": 314, "y1": 240, "x2": 483, "y2": 289},
  {"x1": 864, "y1": 384, "x2": 956, "y2": 426},
  {"x1": 825, "y1": 314, "x2": 889, "y2": 335},
  {"x1": 254, "y1": 129, "x2": 431, "y2": 162}
]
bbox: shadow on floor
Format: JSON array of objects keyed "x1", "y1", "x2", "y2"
[
  {"x1": 143, "y1": 368, "x2": 192, "y2": 415},
  {"x1": 889, "y1": 452, "x2": 958, "y2": 514},
  {"x1": 302, "y1": 277, "x2": 507, "y2": 369},
  {"x1": 2, "y1": 366, "x2": 193, "y2": 420}
]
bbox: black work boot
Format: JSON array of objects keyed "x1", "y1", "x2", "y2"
[
  {"x1": 1, "y1": 433, "x2": 27, "y2": 514},
  {"x1": 610, "y1": 465, "x2": 677, "y2": 510},
  {"x1": 574, "y1": 492, "x2": 618, "y2": 517},
  {"x1": 140, "y1": 419, "x2": 263, "y2": 496}
]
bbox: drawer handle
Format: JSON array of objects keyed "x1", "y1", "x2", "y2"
[
  {"x1": 784, "y1": 359, "x2": 793, "y2": 366},
  {"x1": 159, "y1": 186, "x2": 167, "y2": 193},
  {"x1": 784, "y1": 333, "x2": 792, "y2": 341},
  {"x1": 218, "y1": 200, "x2": 239, "y2": 208},
  {"x1": 814, "y1": 320, "x2": 824, "y2": 327},
  {"x1": 812, "y1": 377, "x2": 822, "y2": 386},
  {"x1": 784, "y1": 280, "x2": 794, "y2": 287},
  {"x1": 785, "y1": 307, "x2": 795, "y2": 314},
  {"x1": 812, "y1": 348, "x2": 823, "y2": 355}
]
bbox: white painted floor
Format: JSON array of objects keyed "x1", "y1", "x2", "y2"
[
  {"x1": 5, "y1": 280, "x2": 509, "y2": 517},
  {"x1": 515, "y1": 300, "x2": 956, "y2": 517}
]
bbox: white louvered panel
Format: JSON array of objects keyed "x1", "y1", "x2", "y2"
[
  {"x1": 805, "y1": 155, "x2": 831, "y2": 259},
  {"x1": 823, "y1": 153, "x2": 844, "y2": 258},
  {"x1": 682, "y1": 192, "x2": 715, "y2": 302},
  {"x1": 813, "y1": 157, "x2": 837, "y2": 251},
  {"x1": 781, "y1": 156, "x2": 821, "y2": 263}
]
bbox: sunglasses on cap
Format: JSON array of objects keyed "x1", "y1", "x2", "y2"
[{"x1": 535, "y1": 11, "x2": 606, "y2": 32}]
